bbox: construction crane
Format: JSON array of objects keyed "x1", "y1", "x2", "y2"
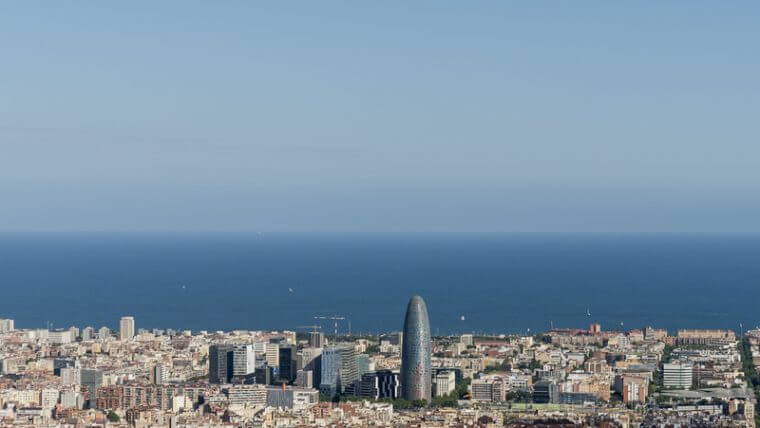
[
  {"x1": 296, "y1": 325, "x2": 322, "y2": 333},
  {"x1": 314, "y1": 315, "x2": 346, "y2": 336}
]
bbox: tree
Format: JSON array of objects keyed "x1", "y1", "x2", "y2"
[
  {"x1": 455, "y1": 378, "x2": 471, "y2": 399},
  {"x1": 106, "y1": 411, "x2": 120, "y2": 422},
  {"x1": 411, "y1": 399, "x2": 428, "y2": 408}
]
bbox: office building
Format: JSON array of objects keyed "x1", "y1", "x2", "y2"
[
  {"x1": 434, "y1": 370, "x2": 456, "y2": 397},
  {"x1": 80, "y1": 369, "x2": 103, "y2": 408},
  {"x1": 226, "y1": 385, "x2": 267, "y2": 406},
  {"x1": 560, "y1": 392, "x2": 599, "y2": 405},
  {"x1": 533, "y1": 380, "x2": 559, "y2": 404},
  {"x1": 267, "y1": 386, "x2": 319, "y2": 410},
  {"x1": 356, "y1": 354, "x2": 372, "y2": 377},
  {"x1": 320, "y1": 345, "x2": 359, "y2": 397},
  {"x1": 470, "y1": 378, "x2": 505, "y2": 402},
  {"x1": 401, "y1": 295, "x2": 432, "y2": 402},
  {"x1": 295, "y1": 370, "x2": 313, "y2": 388},
  {"x1": 209, "y1": 344, "x2": 235, "y2": 384},
  {"x1": 120, "y1": 316, "x2": 135, "y2": 341},
  {"x1": 309, "y1": 331, "x2": 325, "y2": 348},
  {"x1": 358, "y1": 370, "x2": 400, "y2": 399},
  {"x1": 298, "y1": 347, "x2": 322, "y2": 387},
  {"x1": 232, "y1": 345, "x2": 256, "y2": 377},
  {"x1": 279, "y1": 345, "x2": 297, "y2": 382},
  {"x1": 664, "y1": 362, "x2": 693, "y2": 389},
  {"x1": 265, "y1": 343, "x2": 280, "y2": 367},
  {"x1": 254, "y1": 366, "x2": 275, "y2": 385}
]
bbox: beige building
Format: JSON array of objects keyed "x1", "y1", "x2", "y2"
[{"x1": 120, "y1": 316, "x2": 135, "y2": 341}]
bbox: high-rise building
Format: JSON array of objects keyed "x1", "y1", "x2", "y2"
[
  {"x1": 81, "y1": 326, "x2": 94, "y2": 341},
  {"x1": 356, "y1": 354, "x2": 372, "y2": 377},
  {"x1": 254, "y1": 366, "x2": 275, "y2": 385},
  {"x1": 232, "y1": 345, "x2": 256, "y2": 377},
  {"x1": 120, "y1": 316, "x2": 135, "y2": 341},
  {"x1": 265, "y1": 343, "x2": 280, "y2": 367},
  {"x1": 0, "y1": 319, "x2": 14, "y2": 333},
  {"x1": 295, "y1": 370, "x2": 313, "y2": 388},
  {"x1": 358, "y1": 370, "x2": 400, "y2": 399},
  {"x1": 153, "y1": 364, "x2": 169, "y2": 385},
  {"x1": 319, "y1": 346, "x2": 359, "y2": 397},
  {"x1": 434, "y1": 370, "x2": 456, "y2": 397},
  {"x1": 401, "y1": 295, "x2": 432, "y2": 402},
  {"x1": 309, "y1": 331, "x2": 325, "y2": 348},
  {"x1": 622, "y1": 374, "x2": 648, "y2": 403},
  {"x1": 298, "y1": 347, "x2": 322, "y2": 387},
  {"x1": 279, "y1": 345, "x2": 297, "y2": 382},
  {"x1": 460, "y1": 334, "x2": 473, "y2": 347},
  {"x1": 253, "y1": 342, "x2": 268, "y2": 368},
  {"x1": 664, "y1": 362, "x2": 693, "y2": 389},
  {"x1": 209, "y1": 344, "x2": 235, "y2": 384},
  {"x1": 98, "y1": 326, "x2": 111, "y2": 340},
  {"x1": 80, "y1": 369, "x2": 103, "y2": 408}
]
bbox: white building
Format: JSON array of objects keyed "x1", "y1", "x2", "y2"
[
  {"x1": 98, "y1": 326, "x2": 111, "y2": 340},
  {"x1": 48, "y1": 330, "x2": 73, "y2": 345},
  {"x1": 232, "y1": 344, "x2": 256, "y2": 376},
  {"x1": 81, "y1": 326, "x2": 94, "y2": 341},
  {"x1": 265, "y1": 343, "x2": 280, "y2": 367},
  {"x1": 120, "y1": 316, "x2": 135, "y2": 341},
  {"x1": 153, "y1": 364, "x2": 169, "y2": 385},
  {"x1": 227, "y1": 385, "x2": 267, "y2": 407},
  {"x1": 664, "y1": 362, "x2": 693, "y2": 389},
  {"x1": 0, "y1": 318, "x2": 14, "y2": 333},
  {"x1": 434, "y1": 370, "x2": 456, "y2": 397},
  {"x1": 61, "y1": 367, "x2": 81, "y2": 385},
  {"x1": 60, "y1": 390, "x2": 84, "y2": 409},
  {"x1": 40, "y1": 389, "x2": 59, "y2": 409},
  {"x1": 460, "y1": 334, "x2": 474, "y2": 346}
]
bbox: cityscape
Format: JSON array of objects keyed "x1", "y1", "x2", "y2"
[
  {"x1": 4, "y1": 1, "x2": 760, "y2": 427},
  {"x1": 2, "y1": 295, "x2": 760, "y2": 427}
]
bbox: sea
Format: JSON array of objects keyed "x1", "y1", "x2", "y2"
[{"x1": 1, "y1": 233, "x2": 758, "y2": 336}]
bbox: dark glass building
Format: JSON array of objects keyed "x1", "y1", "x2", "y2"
[
  {"x1": 278, "y1": 345, "x2": 297, "y2": 382},
  {"x1": 401, "y1": 295, "x2": 432, "y2": 402},
  {"x1": 80, "y1": 368, "x2": 103, "y2": 408},
  {"x1": 358, "y1": 370, "x2": 400, "y2": 399},
  {"x1": 209, "y1": 344, "x2": 234, "y2": 384}
]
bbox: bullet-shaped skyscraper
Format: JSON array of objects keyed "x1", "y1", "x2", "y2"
[{"x1": 401, "y1": 295, "x2": 432, "y2": 402}]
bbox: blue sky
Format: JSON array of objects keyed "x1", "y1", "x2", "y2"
[{"x1": 1, "y1": 2, "x2": 759, "y2": 233}]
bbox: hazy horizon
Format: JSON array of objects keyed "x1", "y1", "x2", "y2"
[{"x1": 3, "y1": 2, "x2": 760, "y2": 233}]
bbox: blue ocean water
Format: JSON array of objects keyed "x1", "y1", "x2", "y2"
[{"x1": 0, "y1": 233, "x2": 758, "y2": 335}]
